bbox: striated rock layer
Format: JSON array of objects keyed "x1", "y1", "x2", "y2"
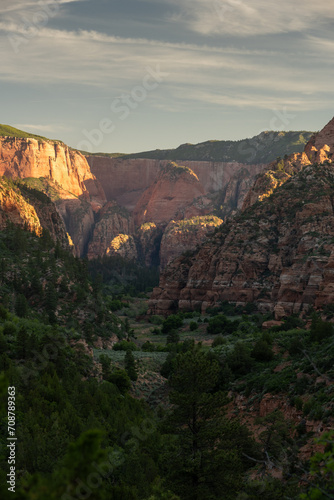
[
  {"x1": 0, "y1": 137, "x2": 106, "y2": 255},
  {"x1": 160, "y1": 216, "x2": 223, "y2": 269},
  {"x1": 243, "y1": 117, "x2": 334, "y2": 211},
  {"x1": 149, "y1": 162, "x2": 334, "y2": 318},
  {"x1": 0, "y1": 137, "x2": 105, "y2": 202},
  {"x1": 87, "y1": 202, "x2": 135, "y2": 260},
  {"x1": 149, "y1": 117, "x2": 334, "y2": 318},
  {"x1": 88, "y1": 156, "x2": 265, "y2": 216},
  {"x1": 0, "y1": 178, "x2": 72, "y2": 251}
]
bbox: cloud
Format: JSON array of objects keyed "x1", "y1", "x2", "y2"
[
  {"x1": 0, "y1": 7, "x2": 333, "y2": 116},
  {"x1": 13, "y1": 123, "x2": 71, "y2": 133},
  {"x1": 160, "y1": 0, "x2": 334, "y2": 37},
  {"x1": 0, "y1": 0, "x2": 85, "y2": 14}
]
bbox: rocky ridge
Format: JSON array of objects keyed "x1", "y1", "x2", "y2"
[
  {"x1": 149, "y1": 117, "x2": 334, "y2": 318},
  {"x1": 243, "y1": 117, "x2": 334, "y2": 210},
  {"x1": 0, "y1": 136, "x2": 106, "y2": 256},
  {"x1": 0, "y1": 178, "x2": 72, "y2": 250}
]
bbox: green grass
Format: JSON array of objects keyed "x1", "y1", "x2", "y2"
[{"x1": 0, "y1": 124, "x2": 50, "y2": 142}]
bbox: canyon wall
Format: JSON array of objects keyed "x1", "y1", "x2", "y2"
[
  {"x1": 0, "y1": 137, "x2": 107, "y2": 255},
  {"x1": 149, "y1": 117, "x2": 334, "y2": 317}
]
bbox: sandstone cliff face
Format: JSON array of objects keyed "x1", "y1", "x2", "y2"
[
  {"x1": 137, "y1": 222, "x2": 163, "y2": 267},
  {"x1": 133, "y1": 162, "x2": 206, "y2": 226},
  {"x1": 149, "y1": 161, "x2": 334, "y2": 318},
  {"x1": 87, "y1": 157, "x2": 265, "y2": 263},
  {"x1": 160, "y1": 216, "x2": 223, "y2": 268},
  {"x1": 105, "y1": 233, "x2": 138, "y2": 260},
  {"x1": 0, "y1": 178, "x2": 72, "y2": 250},
  {"x1": 88, "y1": 156, "x2": 265, "y2": 213},
  {"x1": 0, "y1": 137, "x2": 105, "y2": 203},
  {"x1": 0, "y1": 137, "x2": 106, "y2": 256},
  {"x1": 0, "y1": 179, "x2": 42, "y2": 235},
  {"x1": 242, "y1": 117, "x2": 334, "y2": 211},
  {"x1": 87, "y1": 202, "x2": 135, "y2": 259}
]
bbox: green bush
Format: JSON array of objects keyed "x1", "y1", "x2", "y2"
[
  {"x1": 161, "y1": 314, "x2": 183, "y2": 334},
  {"x1": 189, "y1": 321, "x2": 198, "y2": 331},
  {"x1": 142, "y1": 341, "x2": 156, "y2": 352},
  {"x1": 113, "y1": 340, "x2": 138, "y2": 351},
  {"x1": 108, "y1": 369, "x2": 131, "y2": 394},
  {"x1": 212, "y1": 336, "x2": 226, "y2": 348},
  {"x1": 251, "y1": 340, "x2": 274, "y2": 362}
]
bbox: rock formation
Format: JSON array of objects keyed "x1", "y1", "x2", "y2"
[
  {"x1": 88, "y1": 156, "x2": 265, "y2": 263},
  {"x1": 159, "y1": 216, "x2": 223, "y2": 268},
  {"x1": 149, "y1": 117, "x2": 334, "y2": 318},
  {"x1": 0, "y1": 136, "x2": 106, "y2": 256},
  {"x1": 0, "y1": 178, "x2": 72, "y2": 250},
  {"x1": 87, "y1": 202, "x2": 135, "y2": 259},
  {"x1": 243, "y1": 117, "x2": 334, "y2": 211}
]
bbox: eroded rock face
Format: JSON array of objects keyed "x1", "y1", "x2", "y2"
[
  {"x1": 137, "y1": 222, "x2": 163, "y2": 267},
  {"x1": 106, "y1": 233, "x2": 137, "y2": 260},
  {"x1": 149, "y1": 161, "x2": 334, "y2": 318},
  {"x1": 133, "y1": 162, "x2": 206, "y2": 226},
  {"x1": 88, "y1": 156, "x2": 265, "y2": 213},
  {"x1": 243, "y1": 117, "x2": 334, "y2": 211},
  {"x1": 160, "y1": 216, "x2": 223, "y2": 269},
  {"x1": 87, "y1": 202, "x2": 135, "y2": 259},
  {"x1": 0, "y1": 137, "x2": 105, "y2": 203},
  {"x1": 0, "y1": 179, "x2": 72, "y2": 251},
  {"x1": 0, "y1": 137, "x2": 106, "y2": 255}
]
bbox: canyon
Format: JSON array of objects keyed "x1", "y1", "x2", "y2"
[
  {"x1": 0, "y1": 132, "x2": 272, "y2": 263},
  {"x1": 2, "y1": 123, "x2": 331, "y2": 320}
]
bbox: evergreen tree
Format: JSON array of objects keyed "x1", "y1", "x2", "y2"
[
  {"x1": 125, "y1": 349, "x2": 138, "y2": 381},
  {"x1": 162, "y1": 346, "x2": 255, "y2": 500}
]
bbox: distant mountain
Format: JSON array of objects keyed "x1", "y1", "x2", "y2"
[{"x1": 116, "y1": 130, "x2": 314, "y2": 164}]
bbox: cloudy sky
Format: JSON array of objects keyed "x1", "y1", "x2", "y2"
[{"x1": 0, "y1": 0, "x2": 333, "y2": 153}]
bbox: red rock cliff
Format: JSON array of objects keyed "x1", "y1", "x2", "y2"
[{"x1": 149, "y1": 117, "x2": 334, "y2": 317}]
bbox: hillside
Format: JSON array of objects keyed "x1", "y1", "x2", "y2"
[
  {"x1": 149, "y1": 160, "x2": 334, "y2": 319},
  {"x1": 0, "y1": 124, "x2": 51, "y2": 142},
  {"x1": 118, "y1": 131, "x2": 314, "y2": 164}
]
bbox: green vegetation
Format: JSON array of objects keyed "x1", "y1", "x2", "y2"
[
  {"x1": 88, "y1": 254, "x2": 160, "y2": 295},
  {"x1": 120, "y1": 131, "x2": 314, "y2": 164},
  {"x1": 0, "y1": 124, "x2": 53, "y2": 142},
  {"x1": 0, "y1": 200, "x2": 333, "y2": 498}
]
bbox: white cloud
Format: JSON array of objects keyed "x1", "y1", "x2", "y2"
[
  {"x1": 0, "y1": 0, "x2": 85, "y2": 14},
  {"x1": 13, "y1": 123, "x2": 71, "y2": 133},
  {"x1": 161, "y1": 0, "x2": 334, "y2": 37},
  {"x1": 0, "y1": 13, "x2": 333, "y2": 115}
]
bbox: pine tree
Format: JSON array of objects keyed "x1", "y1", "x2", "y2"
[
  {"x1": 163, "y1": 346, "x2": 255, "y2": 500},
  {"x1": 125, "y1": 349, "x2": 137, "y2": 381}
]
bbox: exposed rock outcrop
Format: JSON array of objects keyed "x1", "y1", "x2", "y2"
[
  {"x1": 149, "y1": 159, "x2": 334, "y2": 318},
  {"x1": 87, "y1": 202, "x2": 134, "y2": 259},
  {"x1": 243, "y1": 117, "x2": 334, "y2": 211},
  {"x1": 0, "y1": 178, "x2": 72, "y2": 251},
  {"x1": 137, "y1": 222, "x2": 163, "y2": 267},
  {"x1": 0, "y1": 137, "x2": 106, "y2": 255},
  {"x1": 160, "y1": 216, "x2": 223, "y2": 269},
  {"x1": 0, "y1": 137, "x2": 105, "y2": 203}
]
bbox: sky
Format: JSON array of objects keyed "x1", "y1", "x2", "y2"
[{"x1": 0, "y1": 0, "x2": 333, "y2": 154}]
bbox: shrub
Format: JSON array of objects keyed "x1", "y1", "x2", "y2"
[
  {"x1": 251, "y1": 340, "x2": 274, "y2": 362},
  {"x1": 113, "y1": 340, "x2": 138, "y2": 351},
  {"x1": 161, "y1": 314, "x2": 183, "y2": 334},
  {"x1": 226, "y1": 342, "x2": 254, "y2": 375},
  {"x1": 166, "y1": 330, "x2": 180, "y2": 345},
  {"x1": 207, "y1": 314, "x2": 238, "y2": 335},
  {"x1": 189, "y1": 321, "x2": 198, "y2": 331},
  {"x1": 108, "y1": 369, "x2": 131, "y2": 394},
  {"x1": 142, "y1": 341, "x2": 156, "y2": 352},
  {"x1": 212, "y1": 336, "x2": 226, "y2": 348}
]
